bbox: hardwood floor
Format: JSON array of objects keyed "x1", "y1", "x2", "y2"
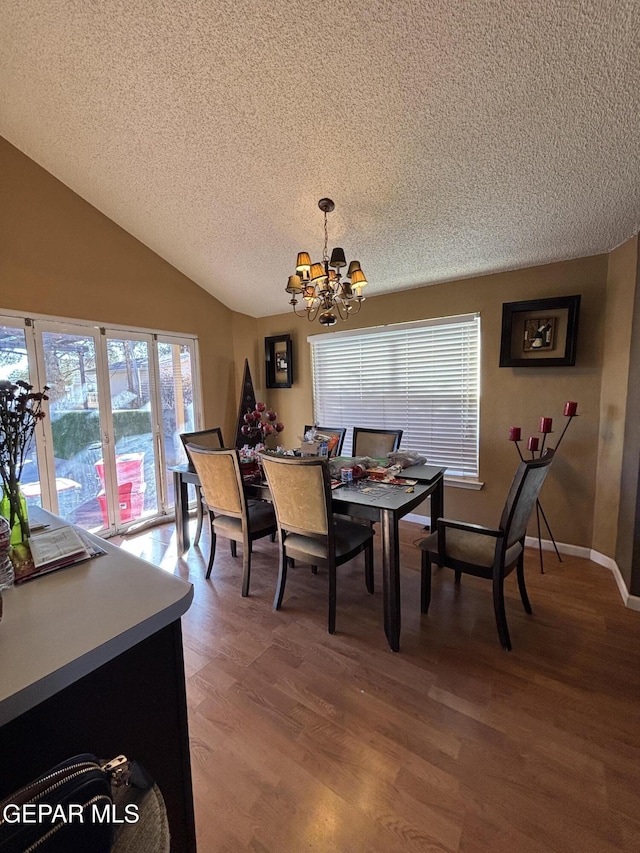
[{"x1": 116, "y1": 520, "x2": 640, "y2": 852}]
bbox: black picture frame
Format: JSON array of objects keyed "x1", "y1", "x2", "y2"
[
  {"x1": 265, "y1": 334, "x2": 293, "y2": 388},
  {"x1": 499, "y1": 295, "x2": 581, "y2": 367}
]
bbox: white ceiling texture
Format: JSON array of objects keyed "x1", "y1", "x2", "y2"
[{"x1": 1, "y1": 0, "x2": 639, "y2": 317}]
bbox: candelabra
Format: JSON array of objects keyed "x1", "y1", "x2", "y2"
[{"x1": 508, "y1": 401, "x2": 578, "y2": 572}]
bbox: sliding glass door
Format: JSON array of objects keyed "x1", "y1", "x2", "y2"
[
  {"x1": 1, "y1": 314, "x2": 200, "y2": 535},
  {"x1": 156, "y1": 337, "x2": 197, "y2": 507}
]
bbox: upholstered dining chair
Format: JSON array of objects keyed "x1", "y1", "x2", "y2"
[
  {"x1": 186, "y1": 445, "x2": 277, "y2": 595},
  {"x1": 352, "y1": 427, "x2": 403, "y2": 458},
  {"x1": 259, "y1": 453, "x2": 375, "y2": 634},
  {"x1": 415, "y1": 449, "x2": 555, "y2": 650},
  {"x1": 180, "y1": 427, "x2": 225, "y2": 546},
  {"x1": 303, "y1": 425, "x2": 347, "y2": 457}
]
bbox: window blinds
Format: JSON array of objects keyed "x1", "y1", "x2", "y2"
[{"x1": 309, "y1": 314, "x2": 480, "y2": 477}]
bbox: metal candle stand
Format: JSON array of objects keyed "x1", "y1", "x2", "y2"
[{"x1": 508, "y1": 404, "x2": 578, "y2": 573}]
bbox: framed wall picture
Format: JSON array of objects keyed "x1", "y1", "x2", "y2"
[
  {"x1": 499, "y1": 295, "x2": 581, "y2": 367},
  {"x1": 265, "y1": 334, "x2": 293, "y2": 388}
]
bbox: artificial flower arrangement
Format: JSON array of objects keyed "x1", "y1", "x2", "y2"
[
  {"x1": 240, "y1": 402, "x2": 284, "y2": 441},
  {"x1": 0, "y1": 380, "x2": 49, "y2": 545}
]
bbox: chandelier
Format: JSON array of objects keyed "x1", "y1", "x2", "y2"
[{"x1": 285, "y1": 198, "x2": 368, "y2": 326}]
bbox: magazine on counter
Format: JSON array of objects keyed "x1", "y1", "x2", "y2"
[{"x1": 12, "y1": 524, "x2": 106, "y2": 584}]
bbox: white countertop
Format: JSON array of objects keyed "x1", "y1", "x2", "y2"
[{"x1": 0, "y1": 510, "x2": 193, "y2": 726}]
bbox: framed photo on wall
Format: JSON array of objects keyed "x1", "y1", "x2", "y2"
[
  {"x1": 265, "y1": 334, "x2": 293, "y2": 388},
  {"x1": 499, "y1": 295, "x2": 581, "y2": 367}
]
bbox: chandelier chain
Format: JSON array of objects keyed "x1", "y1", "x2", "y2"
[{"x1": 323, "y1": 211, "x2": 329, "y2": 264}]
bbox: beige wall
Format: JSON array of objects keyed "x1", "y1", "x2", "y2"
[
  {"x1": 593, "y1": 237, "x2": 638, "y2": 563},
  {"x1": 4, "y1": 135, "x2": 638, "y2": 567},
  {"x1": 0, "y1": 137, "x2": 238, "y2": 440},
  {"x1": 252, "y1": 258, "x2": 609, "y2": 549},
  {"x1": 612, "y1": 237, "x2": 640, "y2": 592}
]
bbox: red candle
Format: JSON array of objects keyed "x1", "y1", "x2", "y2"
[
  {"x1": 508, "y1": 426, "x2": 521, "y2": 441},
  {"x1": 528, "y1": 436, "x2": 539, "y2": 451},
  {"x1": 539, "y1": 417, "x2": 553, "y2": 433},
  {"x1": 564, "y1": 401, "x2": 578, "y2": 417}
]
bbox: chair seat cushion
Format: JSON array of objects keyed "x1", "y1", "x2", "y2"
[
  {"x1": 213, "y1": 502, "x2": 275, "y2": 536},
  {"x1": 285, "y1": 518, "x2": 373, "y2": 561},
  {"x1": 418, "y1": 527, "x2": 522, "y2": 568}
]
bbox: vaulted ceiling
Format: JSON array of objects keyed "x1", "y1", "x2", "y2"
[{"x1": 2, "y1": 1, "x2": 639, "y2": 317}]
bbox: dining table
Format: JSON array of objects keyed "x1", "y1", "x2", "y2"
[{"x1": 170, "y1": 460, "x2": 446, "y2": 652}]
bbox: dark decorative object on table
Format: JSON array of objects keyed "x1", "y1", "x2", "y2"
[
  {"x1": 0, "y1": 380, "x2": 49, "y2": 550},
  {"x1": 234, "y1": 360, "x2": 259, "y2": 448},
  {"x1": 507, "y1": 401, "x2": 579, "y2": 572}
]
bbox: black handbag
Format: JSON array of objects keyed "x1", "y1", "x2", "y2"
[{"x1": 0, "y1": 754, "x2": 154, "y2": 853}]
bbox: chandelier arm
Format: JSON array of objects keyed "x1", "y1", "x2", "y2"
[
  {"x1": 333, "y1": 299, "x2": 350, "y2": 321},
  {"x1": 306, "y1": 300, "x2": 322, "y2": 323},
  {"x1": 291, "y1": 301, "x2": 312, "y2": 319}
]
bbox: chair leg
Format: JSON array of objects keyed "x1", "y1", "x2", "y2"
[
  {"x1": 205, "y1": 528, "x2": 217, "y2": 579},
  {"x1": 241, "y1": 534, "x2": 251, "y2": 598},
  {"x1": 493, "y1": 573, "x2": 512, "y2": 650},
  {"x1": 328, "y1": 562, "x2": 337, "y2": 634},
  {"x1": 454, "y1": 570, "x2": 462, "y2": 585},
  {"x1": 274, "y1": 547, "x2": 288, "y2": 610},
  {"x1": 311, "y1": 565, "x2": 318, "y2": 574},
  {"x1": 364, "y1": 541, "x2": 374, "y2": 594},
  {"x1": 194, "y1": 498, "x2": 204, "y2": 546},
  {"x1": 230, "y1": 540, "x2": 237, "y2": 558},
  {"x1": 421, "y1": 552, "x2": 432, "y2": 613},
  {"x1": 516, "y1": 553, "x2": 532, "y2": 614}
]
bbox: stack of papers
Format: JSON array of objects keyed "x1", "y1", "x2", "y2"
[
  {"x1": 12, "y1": 525, "x2": 105, "y2": 584},
  {"x1": 28, "y1": 527, "x2": 91, "y2": 570}
]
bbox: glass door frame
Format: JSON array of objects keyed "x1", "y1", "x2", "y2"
[
  {"x1": 0, "y1": 308, "x2": 202, "y2": 536},
  {"x1": 33, "y1": 319, "x2": 115, "y2": 527},
  {"x1": 153, "y1": 333, "x2": 204, "y2": 515}
]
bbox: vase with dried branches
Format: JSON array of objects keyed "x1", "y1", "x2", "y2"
[{"x1": 0, "y1": 380, "x2": 49, "y2": 547}]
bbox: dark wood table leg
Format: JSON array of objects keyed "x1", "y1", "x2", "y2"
[
  {"x1": 173, "y1": 470, "x2": 190, "y2": 555},
  {"x1": 381, "y1": 509, "x2": 401, "y2": 652},
  {"x1": 430, "y1": 475, "x2": 444, "y2": 529}
]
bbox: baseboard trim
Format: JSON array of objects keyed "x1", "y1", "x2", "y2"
[
  {"x1": 588, "y1": 549, "x2": 640, "y2": 611},
  {"x1": 404, "y1": 512, "x2": 430, "y2": 527},
  {"x1": 525, "y1": 536, "x2": 640, "y2": 611},
  {"x1": 402, "y1": 520, "x2": 640, "y2": 612}
]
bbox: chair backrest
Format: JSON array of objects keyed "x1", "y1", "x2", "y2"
[
  {"x1": 352, "y1": 427, "x2": 403, "y2": 458},
  {"x1": 260, "y1": 453, "x2": 331, "y2": 537},
  {"x1": 500, "y1": 449, "x2": 555, "y2": 548},
  {"x1": 180, "y1": 428, "x2": 224, "y2": 472},
  {"x1": 185, "y1": 445, "x2": 245, "y2": 518},
  {"x1": 303, "y1": 425, "x2": 346, "y2": 457}
]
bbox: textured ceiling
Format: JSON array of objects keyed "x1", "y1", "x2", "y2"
[{"x1": 1, "y1": 0, "x2": 639, "y2": 317}]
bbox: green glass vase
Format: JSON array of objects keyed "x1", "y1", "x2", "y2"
[{"x1": 0, "y1": 483, "x2": 30, "y2": 546}]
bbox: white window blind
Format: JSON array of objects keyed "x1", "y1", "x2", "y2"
[{"x1": 309, "y1": 314, "x2": 480, "y2": 477}]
